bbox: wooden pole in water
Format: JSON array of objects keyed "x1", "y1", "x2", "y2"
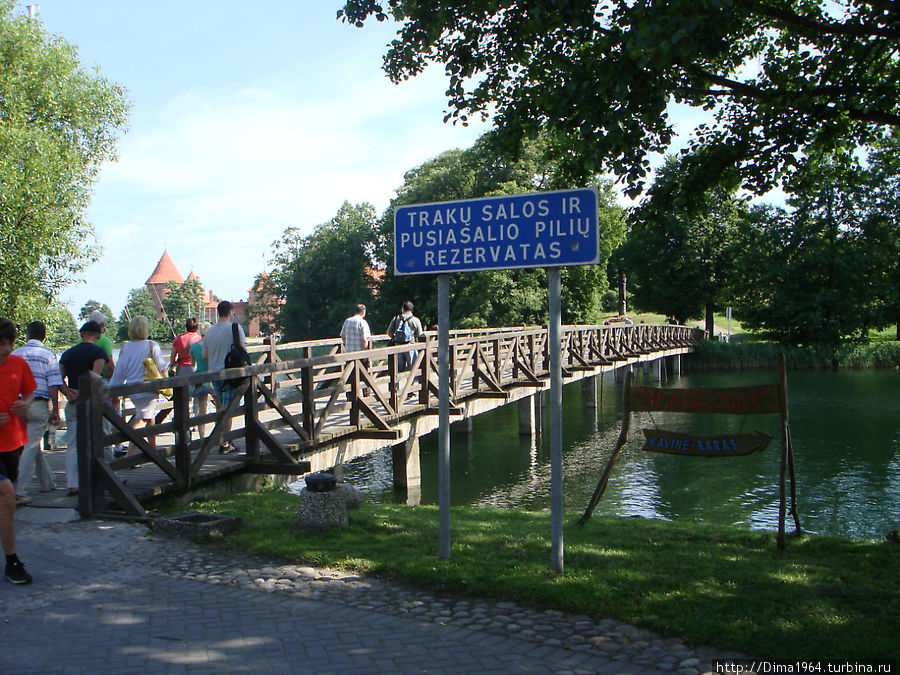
[
  {"x1": 579, "y1": 369, "x2": 633, "y2": 524},
  {"x1": 777, "y1": 353, "x2": 788, "y2": 550}
]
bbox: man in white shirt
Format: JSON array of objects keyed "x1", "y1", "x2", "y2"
[
  {"x1": 340, "y1": 304, "x2": 371, "y2": 353},
  {"x1": 202, "y1": 301, "x2": 246, "y2": 454},
  {"x1": 11, "y1": 322, "x2": 63, "y2": 503},
  {"x1": 341, "y1": 304, "x2": 372, "y2": 400}
]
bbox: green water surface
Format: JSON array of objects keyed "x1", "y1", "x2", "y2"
[{"x1": 339, "y1": 368, "x2": 900, "y2": 540}]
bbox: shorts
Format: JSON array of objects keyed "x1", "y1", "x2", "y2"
[
  {"x1": 130, "y1": 395, "x2": 159, "y2": 421},
  {"x1": 0, "y1": 447, "x2": 23, "y2": 484},
  {"x1": 190, "y1": 382, "x2": 217, "y2": 399},
  {"x1": 213, "y1": 381, "x2": 236, "y2": 408}
]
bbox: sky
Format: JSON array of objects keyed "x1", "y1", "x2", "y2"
[{"x1": 17, "y1": 1, "x2": 494, "y2": 318}]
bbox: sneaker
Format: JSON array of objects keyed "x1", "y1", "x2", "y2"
[
  {"x1": 113, "y1": 447, "x2": 127, "y2": 458},
  {"x1": 5, "y1": 560, "x2": 33, "y2": 585},
  {"x1": 15, "y1": 495, "x2": 31, "y2": 506},
  {"x1": 218, "y1": 443, "x2": 239, "y2": 455}
]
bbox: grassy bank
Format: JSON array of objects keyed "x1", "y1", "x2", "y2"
[
  {"x1": 176, "y1": 489, "x2": 899, "y2": 659},
  {"x1": 688, "y1": 338, "x2": 900, "y2": 370}
]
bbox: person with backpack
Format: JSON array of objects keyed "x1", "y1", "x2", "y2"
[
  {"x1": 387, "y1": 301, "x2": 423, "y2": 373},
  {"x1": 201, "y1": 301, "x2": 248, "y2": 454}
]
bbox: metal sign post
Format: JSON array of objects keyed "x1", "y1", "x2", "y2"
[
  {"x1": 548, "y1": 268, "x2": 564, "y2": 573},
  {"x1": 438, "y1": 274, "x2": 451, "y2": 559},
  {"x1": 394, "y1": 187, "x2": 599, "y2": 569}
]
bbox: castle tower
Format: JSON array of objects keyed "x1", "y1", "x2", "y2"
[{"x1": 145, "y1": 250, "x2": 184, "y2": 319}]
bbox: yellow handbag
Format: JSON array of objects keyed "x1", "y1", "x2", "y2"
[{"x1": 143, "y1": 342, "x2": 173, "y2": 399}]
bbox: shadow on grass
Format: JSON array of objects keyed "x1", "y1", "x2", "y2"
[{"x1": 182, "y1": 490, "x2": 899, "y2": 659}]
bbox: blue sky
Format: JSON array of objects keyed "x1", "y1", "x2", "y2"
[{"x1": 19, "y1": 1, "x2": 492, "y2": 317}]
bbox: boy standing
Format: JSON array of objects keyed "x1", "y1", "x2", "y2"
[{"x1": 0, "y1": 318, "x2": 35, "y2": 584}]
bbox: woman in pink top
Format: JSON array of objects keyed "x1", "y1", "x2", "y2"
[{"x1": 170, "y1": 317, "x2": 201, "y2": 376}]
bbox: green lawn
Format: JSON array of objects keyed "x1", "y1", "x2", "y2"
[{"x1": 175, "y1": 489, "x2": 899, "y2": 659}]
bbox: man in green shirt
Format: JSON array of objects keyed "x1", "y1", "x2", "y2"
[{"x1": 87, "y1": 311, "x2": 115, "y2": 378}]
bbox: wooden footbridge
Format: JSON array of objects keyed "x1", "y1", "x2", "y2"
[{"x1": 70, "y1": 323, "x2": 702, "y2": 518}]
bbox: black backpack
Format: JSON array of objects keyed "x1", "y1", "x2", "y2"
[{"x1": 224, "y1": 323, "x2": 251, "y2": 387}]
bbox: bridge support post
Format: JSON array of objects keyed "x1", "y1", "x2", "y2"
[
  {"x1": 671, "y1": 354, "x2": 682, "y2": 376},
  {"x1": 391, "y1": 435, "x2": 421, "y2": 495},
  {"x1": 581, "y1": 376, "x2": 597, "y2": 408},
  {"x1": 653, "y1": 358, "x2": 663, "y2": 382},
  {"x1": 518, "y1": 394, "x2": 538, "y2": 435},
  {"x1": 451, "y1": 417, "x2": 473, "y2": 434}
]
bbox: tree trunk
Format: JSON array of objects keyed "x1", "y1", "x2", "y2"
[
  {"x1": 617, "y1": 271, "x2": 627, "y2": 316},
  {"x1": 705, "y1": 302, "x2": 715, "y2": 339}
]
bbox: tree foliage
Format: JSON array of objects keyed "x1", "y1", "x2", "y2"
[
  {"x1": 730, "y1": 150, "x2": 899, "y2": 346},
  {"x1": 340, "y1": 0, "x2": 900, "y2": 196},
  {"x1": 161, "y1": 279, "x2": 205, "y2": 333},
  {"x1": 247, "y1": 272, "x2": 281, "y2": 337},
  {"x1": 270, "y1": 201, "x2": 383, "y2": 341},
  {"x1": 0, "y1": 2, "x2": 129, "y2": 321},
  {"x1": 623, "y1": 154, "x2": 745, "y2": 334},
  {"x1": 78, "y1": 299, "x2": 114, "y2": 322},
  {"x1": 374, "y1": 133, "x2": 626, "y2": 329},
  {"x1": 115, "y1": 288, "x2": 170, "y2": 342}
]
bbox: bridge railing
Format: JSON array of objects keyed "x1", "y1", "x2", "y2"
[{"x1": 74, "y1": 323, "x2": 702, "y2": 517}]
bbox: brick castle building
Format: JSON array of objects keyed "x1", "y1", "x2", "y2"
[{"x1": 144, "y1": 250, "x2": 272, "y2": 337}]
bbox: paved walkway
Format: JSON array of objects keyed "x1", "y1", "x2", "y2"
[{"x1": 3, "y1": 508, "x2": 739, "y2": 674}]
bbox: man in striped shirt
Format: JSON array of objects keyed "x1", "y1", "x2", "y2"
[{"x1": 12, "y1": 322, "x2": 64, "y2": 503}]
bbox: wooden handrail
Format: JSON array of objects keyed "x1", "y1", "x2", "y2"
[{"x1": 77, "y1": 323, "x2": 703, "y2": 517}]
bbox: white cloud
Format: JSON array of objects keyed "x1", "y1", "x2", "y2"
[{"x1": 75, "y1": 67, "x2": 489, "y2": 316}]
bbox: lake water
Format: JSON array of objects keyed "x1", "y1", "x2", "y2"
[{"x1": 337, "y1": 368, "x2": 900, "y2": 540}]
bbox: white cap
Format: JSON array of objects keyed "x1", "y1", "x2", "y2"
[{"x1": 89, "y1": 310, "x2": 106, "y2": 325}]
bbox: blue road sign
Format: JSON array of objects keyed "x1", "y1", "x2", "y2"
[{"x1": 394, "y1": 187, "x2": 599, "y2": 275}]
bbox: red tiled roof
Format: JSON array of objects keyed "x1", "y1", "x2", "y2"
[{"x1": 146, "y1": 251, "x2": 184, "y2": 285}]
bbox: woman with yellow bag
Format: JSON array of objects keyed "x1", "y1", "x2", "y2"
[{"x1": 108, "y1": 316, "x2": 168, "y2": 456}]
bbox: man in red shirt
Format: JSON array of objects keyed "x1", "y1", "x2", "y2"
[{"x1": 0, "y1": 318, "x2": 35, "y2": 584}]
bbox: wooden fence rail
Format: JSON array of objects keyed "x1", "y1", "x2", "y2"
[{"x1": 74, "y1": 323, "x2": 702, "y2": 517}]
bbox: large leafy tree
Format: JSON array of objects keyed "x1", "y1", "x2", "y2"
[
  {"x1": 729, "y1": 152, "x2": 893, "y2": 346},
  {"x1": 0, "y1": 3, "x2": 129, "y2": 321},
  {"x1": 115, "y1": 288, "x2": 170, "y2": 342},
  {"x1": 78, "y1": 299, "x2": 115, "y2": 322},
  {"x1": 247, "y1": 272, "x2": 281, "y2": 337},
  {"x1": 623, "y1": 154, "x2": 744, "y2": 334},
  {"x1": 271, "y1": 201, "x2": 383, "y2": 341},
  {"x1": 161, "y1": 278, "x2": 205, "y2": 333},
  {"x1": 863, "y1": 131, "x2": 900, "y2": 340},
  {"x1": 376, "y1": 133, "x2": 626, "y2": 329},
  {"x1": 340, "y1": 0, "x2": 900, "y2": 196}
]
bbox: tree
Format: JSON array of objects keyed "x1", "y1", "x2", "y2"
[
  {"x1": 116, "y1": 288, "x2": 170, "y2": 342},
  {"x1": 78, "y1": 299, "x2": 115, "y2": 322},
  {"x1": 271, "y1": 202, "x2": 383, "y2": 341},
  {"x1": 375, "y1": 132, "x2": 626, "y2": 329},
  {"x1": 46, "y1": 304, "x2": 78, "y2": 350},
  {"x1": 247, "y1": 272, "x2": 281, "y2": 336},
  {"x1": 340, "y1": 0, "x2": 900, "y2": 196},
  {"x1": 623, "y1": 155, "x2": 744, "y2": 335},
  {"x1": 0, "y1": 3, "x2": 129, "y2": 321},
  {"x1": 863, "y1": 131, "x2": 900, "y2": 340},
  {"x1": 161, "y1": 279, "x2": 205, "y2": 333},
  {"x1": 729, "y1": 152, "x2": 893, "y2": 347}
]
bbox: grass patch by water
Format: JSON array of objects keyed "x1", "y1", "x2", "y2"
[{"x1": 175, "y1": 489, "x2": 899, "y2": 660}]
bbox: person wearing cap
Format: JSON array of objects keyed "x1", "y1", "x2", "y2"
[
  {"x1": 58, "y1": 321, "x2": 109, "y2": 496},
  {"x1": 86, "y1": 310, "x2": 115, "y2": 378}
]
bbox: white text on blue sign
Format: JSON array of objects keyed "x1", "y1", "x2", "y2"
[{"x1": 394, "y1": 188, "x2": 599, "y2": 275}]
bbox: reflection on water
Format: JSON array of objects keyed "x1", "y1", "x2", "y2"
[{"x1": 334, "y1": 368, "x2": 900, "y2": 540}]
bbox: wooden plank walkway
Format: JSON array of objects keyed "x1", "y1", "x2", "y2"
[{"x1": 53, "y1": 323, "x2": 701, "y2": 518}]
